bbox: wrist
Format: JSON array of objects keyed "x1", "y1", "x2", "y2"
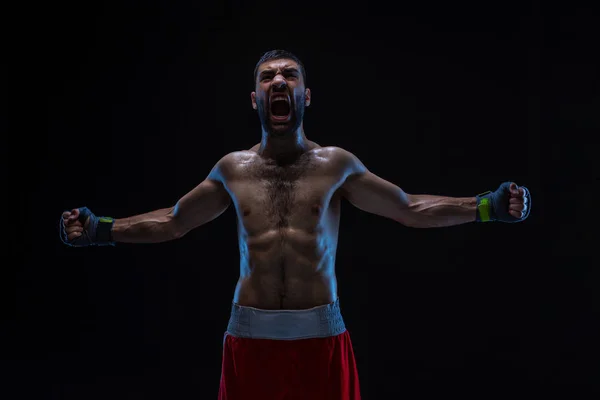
[
  {"x1": 476, "y1": 191, "x2": 494, "y2": 222},
  {"x1": 96, "y1": 217, "x2": 115, "y2": 244}
]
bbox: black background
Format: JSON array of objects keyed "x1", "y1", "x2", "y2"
[{"x1": 6, "y1": 1, "x2": 597, "y2": 399}]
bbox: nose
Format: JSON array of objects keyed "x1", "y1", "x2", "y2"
[{"x1": 271, "y1": 75, "x2": 287, "y2": 91}]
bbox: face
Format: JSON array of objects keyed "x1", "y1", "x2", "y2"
[{"x1": 251, "y1": 59, "x2": 311, "y2": 137}]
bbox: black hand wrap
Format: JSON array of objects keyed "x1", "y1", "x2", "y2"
[
  {"x1": 59, "y1": 207, "x2": 115, "y2": 246},
  {"x1": 476, "y1": 182, "x2": 531, "y2": 223}
]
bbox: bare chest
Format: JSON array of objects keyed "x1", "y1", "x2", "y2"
[{"x1": 225, "y1": 156, "x2": 345, "y2": 233}]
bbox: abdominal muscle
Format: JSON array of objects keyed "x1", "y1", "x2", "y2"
[{"x1": 232, "y1": 227, "x2": 338, "y2": 310}]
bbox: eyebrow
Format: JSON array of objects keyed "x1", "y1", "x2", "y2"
[{"x1": 259, "y1": 67, "x2": 300, "y2": 77}]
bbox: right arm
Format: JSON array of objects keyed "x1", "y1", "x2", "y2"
[{"x1": 111, "y1": 156, "x2": 232, "y2": 243}]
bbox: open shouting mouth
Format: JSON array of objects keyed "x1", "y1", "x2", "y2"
[{"x1": 269, "y1": 94, "x2": 291, "y2": 123}]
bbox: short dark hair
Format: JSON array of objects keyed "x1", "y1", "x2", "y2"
[{"x1": 253, "y1": 49, "x2": 307, "y2": 85}]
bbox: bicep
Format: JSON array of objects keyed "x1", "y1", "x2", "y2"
[
  {"x1": 172, "y1": 163, "x2": 232, "y2": 235},
  {"x1": 341, "y1": 171, "x2": 410, "y2": 220}
]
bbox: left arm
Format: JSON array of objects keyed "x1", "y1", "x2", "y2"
[{"x1": 337, "y1": 149, "x2": 477, "y2": 228}]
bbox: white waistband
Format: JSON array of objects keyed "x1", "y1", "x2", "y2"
[{"x1": 226, "y1": 299, "x2": 346, "y2": 340}]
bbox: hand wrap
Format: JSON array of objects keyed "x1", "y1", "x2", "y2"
[
  {"x1": 476, "y1": 182, "x2": 531, "y2": 223},
  {"x1": 59, "y1": 207, "x2": 115, "y2": 246}
]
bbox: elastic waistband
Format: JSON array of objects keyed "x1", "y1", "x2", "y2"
[{"x1": 226, "y1": 299, "x2": 346, "y2": 340}]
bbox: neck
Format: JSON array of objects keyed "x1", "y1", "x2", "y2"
[{"x1": 258, "y1": 123, "x2": 309, "y2": 161}]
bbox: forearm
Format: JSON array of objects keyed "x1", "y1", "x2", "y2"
[
  {"x1": 404, "y1": 194, "x2": 477, "y2": 228},
  {"x1": 112, "y1": 208, "x2": 179, "y2": 243}
]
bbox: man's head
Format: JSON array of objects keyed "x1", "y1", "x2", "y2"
[{"x1": 251, "y1": 50, "x2": 311, "y2": 137}]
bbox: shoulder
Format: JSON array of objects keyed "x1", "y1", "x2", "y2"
[
  {"x1": 312, "y1": 146, "x2": 367, "y2": 174},
  {"x1": 312, "y1": 146, "x2": 355, "y2": 161},
  {"x1": 219, "y1": 150, "x2": 257, "y2": 165},
  {"x1": 209, "y1": 150, "x2": 258, "y2": 180}
]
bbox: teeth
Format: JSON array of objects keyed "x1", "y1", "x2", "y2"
[{"x1": 271, "y1": 96, "x2": 288, "y2": 102}]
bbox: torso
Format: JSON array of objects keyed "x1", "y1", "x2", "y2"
[{"x1": 220, "y1": 144, "x2": 350, "y2": 309}]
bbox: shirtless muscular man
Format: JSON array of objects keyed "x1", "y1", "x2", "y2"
[{"x1": 59, "y1": 49, "x2": 531, "y2": 400}]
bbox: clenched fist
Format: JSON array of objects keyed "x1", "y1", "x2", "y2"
[
  {"x1": 476, "y1": 181, "x2": 532, "y2": 223},
  {"x1": 59, "y1": 207, "x2": 115, "y2": 247},
  {"x1": 61, "y1": 208, "x2": 89, "y2": 241}
]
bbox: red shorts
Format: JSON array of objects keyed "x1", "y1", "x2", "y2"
[{"x1": 218, "y1": 331, "x2": 361, "y2": 400}]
